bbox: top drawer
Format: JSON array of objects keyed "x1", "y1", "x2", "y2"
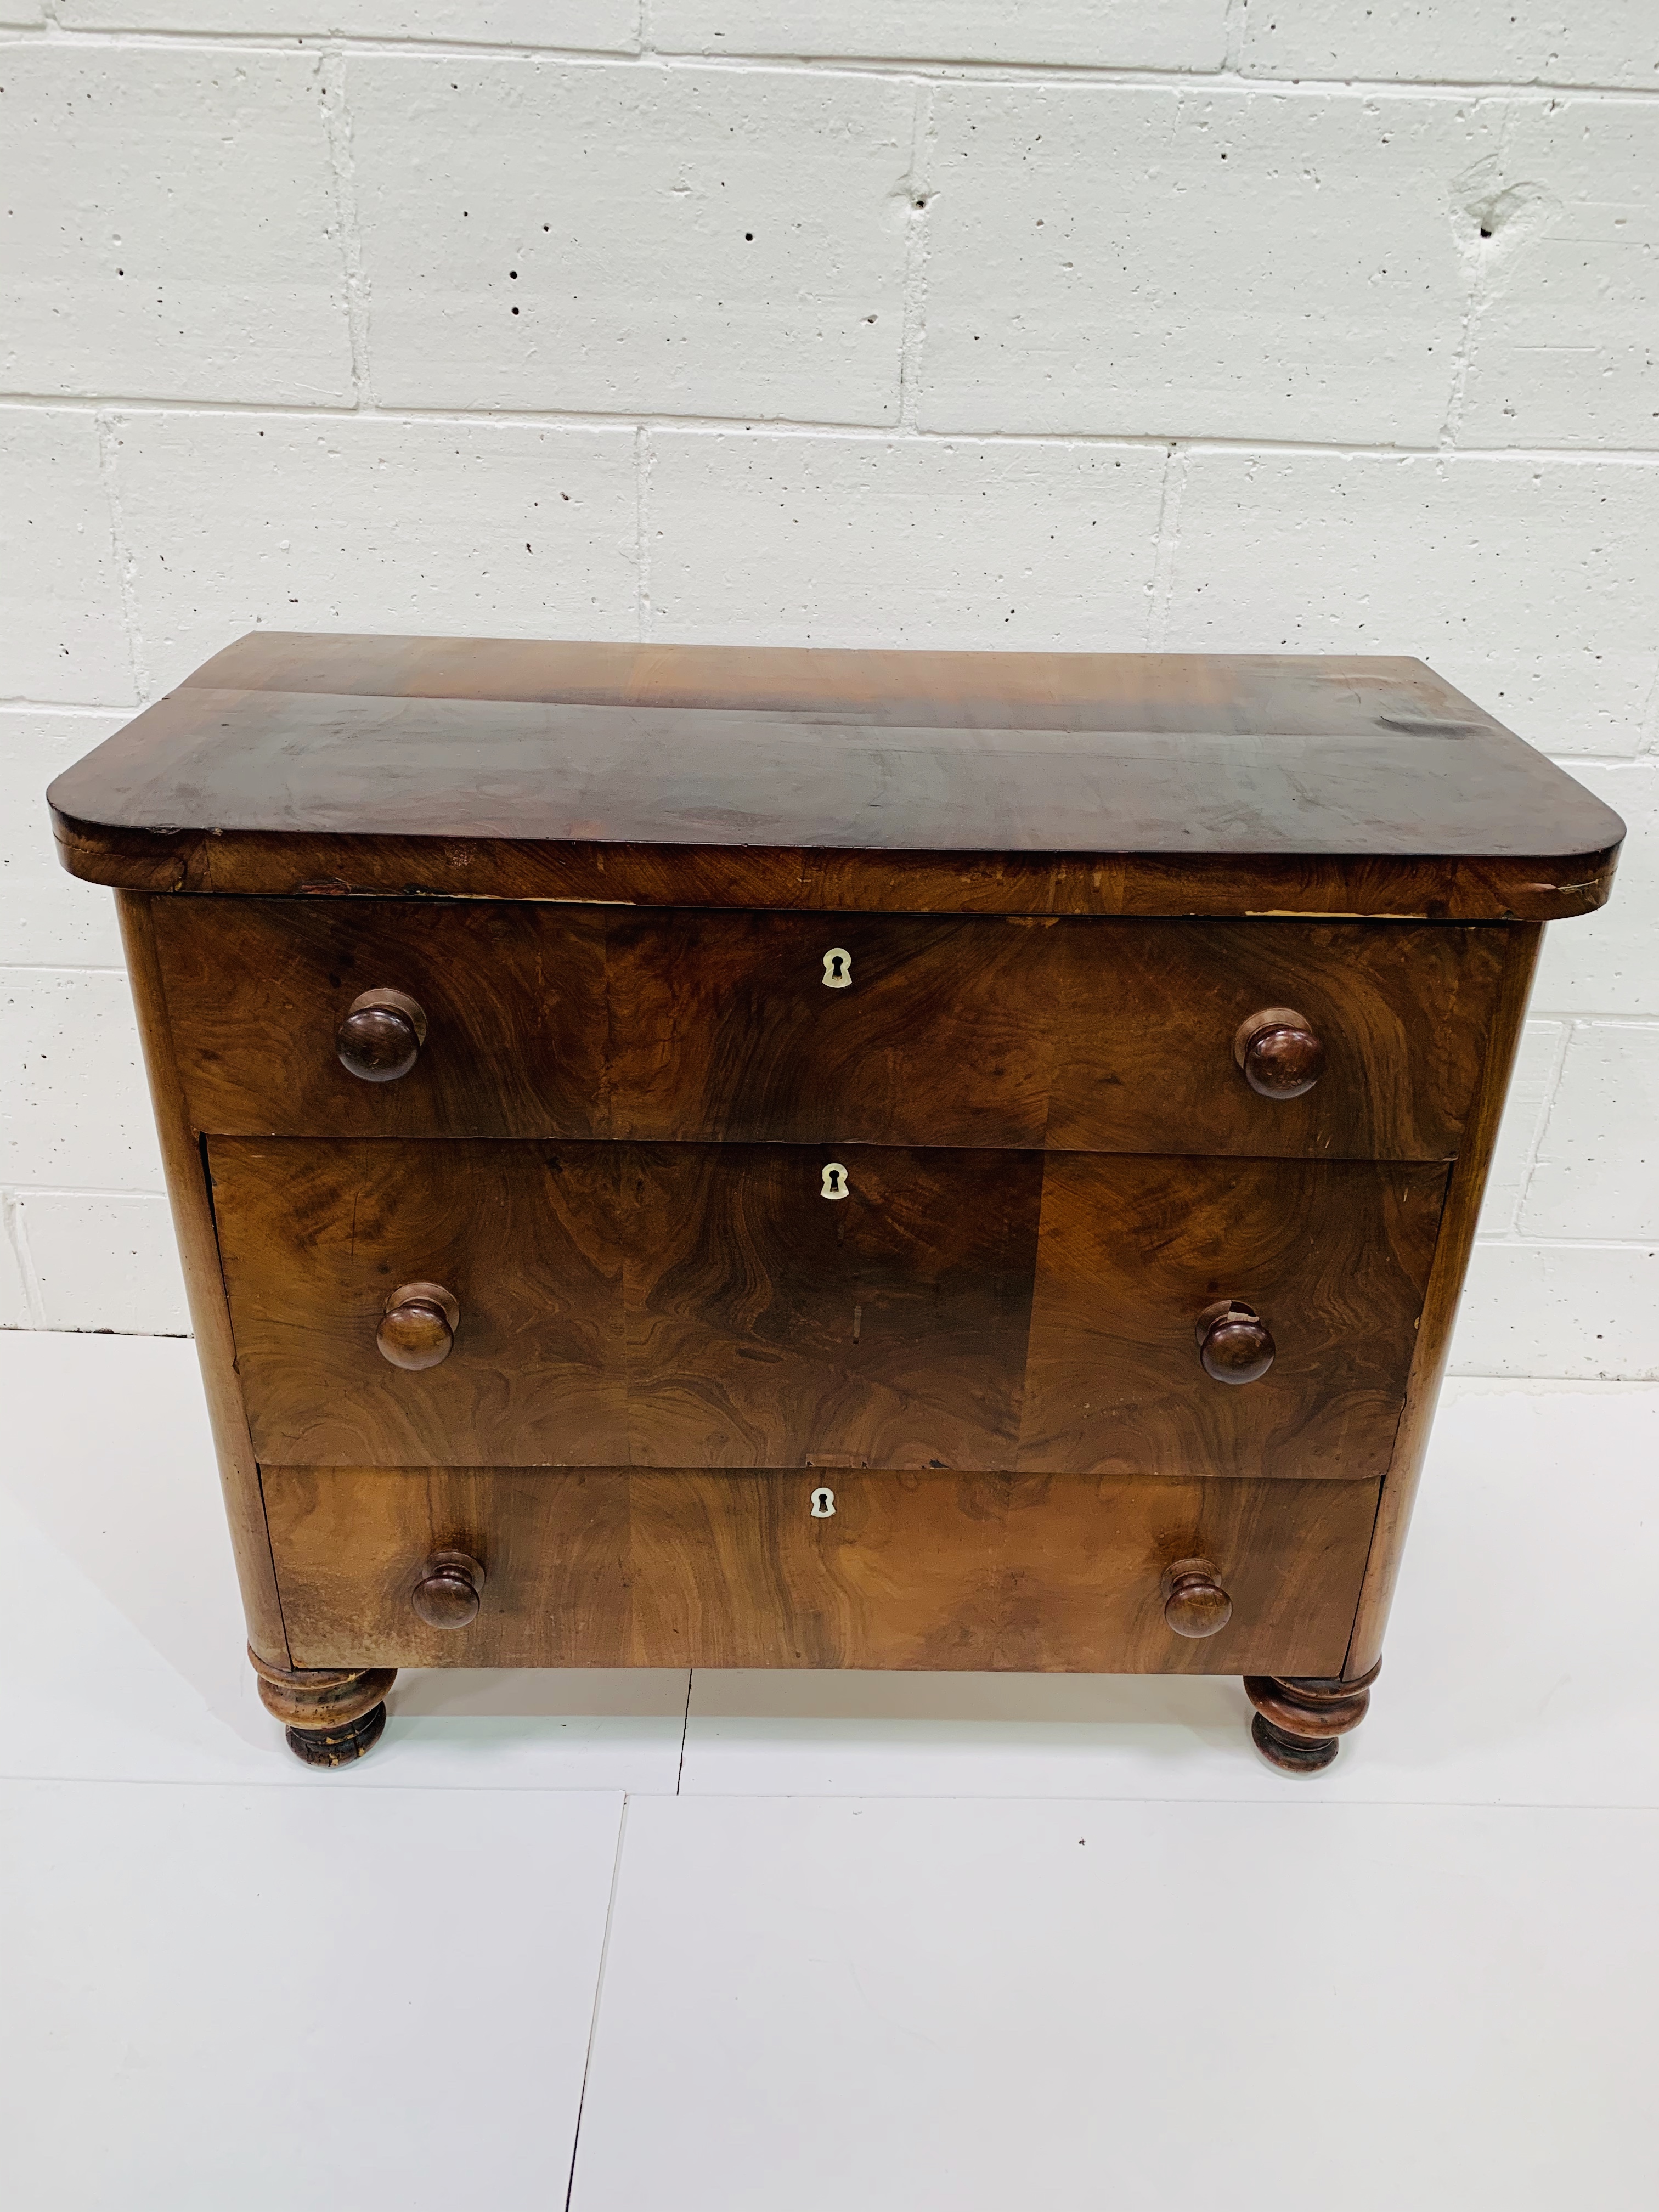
[{"x1": 152, "y1": 898, "x2": 1506, "y2": 1159}]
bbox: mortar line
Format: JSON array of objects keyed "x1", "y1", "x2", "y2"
[
  {"x1": 634, "y1": 424, "x2": 653, "y2": 640},
  {"x1": 1, "y1": 1192, "x2": 48, "y2": 1330},
  {"x1": 1508, "y1": 1018, "x2": 1577, "y2": 1234},
  {"x1": 92, "y1": 409, "x2": 149, "y2": 704},
  {"x1": 1442, "y1": 92, "x2": 1526, "y2": 449},
  {"x1": 0, "y1": 698, "x2": 140, "y2": 714},
  {"x1": 1637, "y1": 659, "x2": 1659, "y2": 755},
  {"x1": 896, "y1": 81, "x2": 935, "y2": 432},
  {"x1": 1144, "y1": 444, "x2": 1189, "y2": 650},
  {"x1": 1222, "y1": 0, "x2": 1250, "y2": 75},
  {"x1": 319, "y1": 44, "x2": 372, "y2": 409},
  {"x1": 14, "y1": 27, "x2": 1659, "y2": 100},
  {"x1": 11, "y1": 396, "x2": 1659, "y2": 466}
]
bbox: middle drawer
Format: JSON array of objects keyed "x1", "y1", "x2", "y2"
[{"x1": 211, "y1": 1139, "x2": 1446, "y2": 1480}]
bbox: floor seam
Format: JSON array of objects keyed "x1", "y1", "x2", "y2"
[
  {"x1": 563, "y1": 1794, "x2": 633, "y2": 2212},
  {"x1": 675, "y1": 1668, "x2": 695, "y2": 1795}
]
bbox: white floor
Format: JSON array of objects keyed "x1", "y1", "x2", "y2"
[{"x1": 2, "y1": 1333, "x2": 1655, "y2": 2209}]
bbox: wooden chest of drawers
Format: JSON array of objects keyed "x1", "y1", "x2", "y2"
[{"x1": 49, "y1": 636, "x2": 1622, "y2": 1772}]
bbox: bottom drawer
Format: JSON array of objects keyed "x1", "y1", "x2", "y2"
[{"x1": 266, "y1": 1468, "x2": 1378, "y2": 1677}]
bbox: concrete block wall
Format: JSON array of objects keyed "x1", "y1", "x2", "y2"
[{"x1": 2, "y1": 6, "x2": 1655, "y2": 1374}]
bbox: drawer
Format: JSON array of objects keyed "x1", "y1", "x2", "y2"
[
  {"x1": 266, "y1": 1465, "x2": 1381, "y2": 1676},
  {"x1": 211, "y1": 1139, "x2": 1444, "y2": 1480},
  {"x1": 157, "y1": 897, "x2": 1505, "y2": 1159}
]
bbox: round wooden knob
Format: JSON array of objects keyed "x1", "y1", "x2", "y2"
[
  {"x1": 377, "y1": 1282, "x2": 459, "y2": 1371},
  {"x1": 1162, "y1": 1558, "x2": 1233, "y2": 1638},
  {"x1": 337, "y1": 988, "x2": 428, "y2": 1082},
  {"x1": 411, "y1": 1549, "x2": 484, "y2": 1630},
  {"x1": 1195, "y1": 1299, "x2": 1274, "y2": 1385},
  {"x1": 1234, "y1": 1007, "x2": 1325, "y2": 1099}
]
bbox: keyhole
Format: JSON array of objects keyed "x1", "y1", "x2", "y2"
[
  {"x1": 822, "y1": 947, "x2": 852, "y2": 990},
  {"x1": 810, "y1": 1486, "x2": 836, "y2": 1518},
  {"x1": 821, "y1": 1162, "x2": 849, "y2": 1200}
]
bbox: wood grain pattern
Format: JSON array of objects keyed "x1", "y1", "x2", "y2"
[
  {"x1": 152, "y1": 895, "x2": 608, "y2": 1141},
  {"x1": 161, "y1": 635, "x2": 1558, "y2": 730},
  {"x1": 210, "y1": 1139, "x2": 628, "y2": 1469},
  {"x1": 49, "y1": 640, "x2": 1624, "y2": 918},
  {"x1": 264, "y1": 1465, "x2": 1381, "y2": 1677},
  {"x1": 210, "y1": 1137, "x2": 1441, "y2": 1480},
  {"x1": 1343, "y1": 922, "x2": 1544, "y2": 1677},
  {"x1": 620, "y1": 1143, "x2": 1043, "y2": 1470},
  {"x1": 210, "y1": 1139, "x2": 1042, "y2": 1470},
  {"x1": 115, "y1": 892, "x2": 290, "y2": 1664},
  {"x1": 154, "y1": 896, "x2": 1506, "y2": 1161},
  {"x1": 1019, "y1": 1155, "x2": 1448, "y2": 1482}
]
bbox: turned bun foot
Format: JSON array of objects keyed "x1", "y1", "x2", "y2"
[
  {"x1": 1244, "y1": 1660, "x2": 1381, "y2": 1775},
  {"x1": 249, "y1": 1646, "x2": 398, "y2": 1768},
  {"x1": 283, "y1": 1702, "x2": 390, "y2": 1767}
]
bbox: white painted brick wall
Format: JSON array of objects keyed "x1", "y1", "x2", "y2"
[
  {"x1": 1, "y1": 8, "x2": 1654, "y2": 1378},
  {"x1": 3, "y1": 46, "x2": 353, "y2": 404},
  {"x1": 54, "y1": 4, "x2": 639, "y2": 42},
  {"x1": 110, "y1": 411, "x2": 640, "y2": 691},
  {"x1": 648, "y1": 432, "x2": 1167, "y2": 646},
  {"x1": 921, "y1": 84, "x2": 1490, "y2": 444},
  {"x1": 347, "y1": 57, "x2": 915, "y2": 420}
]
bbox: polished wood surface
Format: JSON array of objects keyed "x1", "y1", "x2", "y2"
[
  {"x1": 1234, "y1": 1007, "x2": 1325, "y2": 1099},
  {"x1": 246, "y1": 1646, "x2": 396, "y2": 1767},
  {"x1": 155, "y1": 895, "x2": 610, "y2": 1141},
  {"x1": 153, "y1": 897, "x2": 1506, "y2": 1160},
  {"x1": 336, "y1": 986, "x2": 427, "y2": 1082},
  {"x1": 1160, "y1": 1558, "x2": 1234, "y2": 1638},
  {"x1": 212, "y1": 1137, "x2": 627, "y2": 1469},
  {"x1": 264, "y1": 1466, "x2": 1380, "y2": 1677},
  {"x1": 410, "y1": 1549, "x2": 485, "y2": 1631},
  {"x1": 1246, "y1": 1661, "x2": 1381, "y2": 1773},
  {"x1": 209, "y1": 1139, "x2": 1439, "y2": 1478},
  {"x1": 376, "y1": 1282, "x2": 460, "y2": 1372},
  {"x1": 210, "y1": 1138, "x2": 1043, "y2": 1471},
  {"x1": 1195, "y1": 1300, "x2": 1276, "y2": 1386},
  {"x1": 74, "y1": 639, "x2": 1616, "y2": 1768},
  {"x1": 115, "y1": 892, "x2": 290, "y2": 1666},
  {"x1": 50, "y1": 639, "x2": 1623, "y2": 918},
  {"x1": 1344, "y1": 922, "x2": 1543, "y2": 1677},
  {"x1": 1018, "y1": 1155, "x2": 1447, "y2": 1482}
]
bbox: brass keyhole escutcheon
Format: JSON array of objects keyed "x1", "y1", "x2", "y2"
[
  {"x1": 821, "y1": 1162, "x2": 849, "y2": 1200},
  {"x1": 822, "y1": 947, "x2": 852, "y2": 989}
]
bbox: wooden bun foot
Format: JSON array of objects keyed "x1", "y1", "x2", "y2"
[
  {"x1": 284, "y1": 1702, "x2": 389, "y2": 1767},
  {"x1": 248, "y1": 1646, "x2": 397, "y2": 1768},
  {"x1": 1244, "y1": 1661, "x2": 1381, "y2": 1776}
]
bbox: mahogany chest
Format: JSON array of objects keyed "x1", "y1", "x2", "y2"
[{"x1": 49, "y1": 637, "x2": 1622, "y2": 1771}]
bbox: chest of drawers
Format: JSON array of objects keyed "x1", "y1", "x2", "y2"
[{"x1": 49, "y1": 637, "x2": 1622, "y2": 1771}]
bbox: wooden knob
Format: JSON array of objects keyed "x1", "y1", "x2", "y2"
[
  {"x1": 337, "y1": 988, "x2": 428, "y2": 1082},
  {"x1": 1234, "y1": 1006, "x2": 1325, "y2": 1099},
  {"x1": 1162, "y1": 1558, "x2": 1233, "y2": 1638},
  {"x1": 377, "y1": 1281, "x2": 459, "y2": 1371},
  {"x1": 411, "y1": 1549, "x2": 484, "y2": 1630},
  {"x1": 1195, "y1": 1299, "x2": 1274, "y2": 1385}
]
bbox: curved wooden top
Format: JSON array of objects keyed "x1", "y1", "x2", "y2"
[{"x1": 48, "y1": 634, "x2": 1622, "y2": 918}]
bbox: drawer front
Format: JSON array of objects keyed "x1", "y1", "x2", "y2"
[
  {"x1": 212, "y1": 1140, "x2": 1442, "y2": 1479},
  {"x1": 266, "y1": 1465, "x2": 1380, "y2": 1677},
  {"x1": 158, "y1": 897, "x2": 1504, "y2": 1159}
]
